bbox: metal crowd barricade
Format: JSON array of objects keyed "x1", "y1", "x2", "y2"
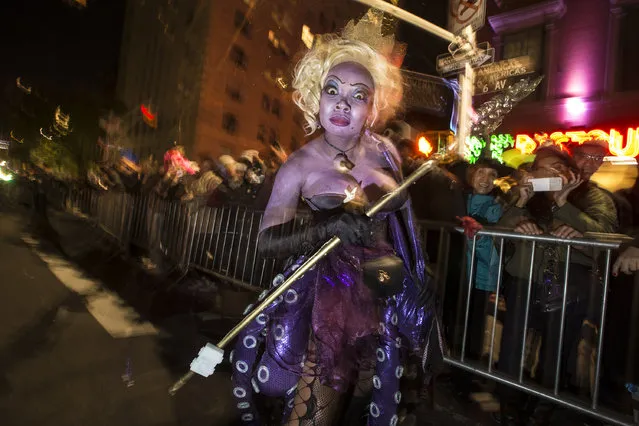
[
  {"x1": 186, "y1": 204, "x2": 312, "y2": 291},
  {"x1": 31, "y1": 183, "x2": 638, "y2": 424},
  {"x1": 448, "y1": 227, "x2": 635, "y2": 426}
]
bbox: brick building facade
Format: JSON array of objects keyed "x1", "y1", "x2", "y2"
[{"x1": 116, "y1": 0, "x2": 368, "y2": 161}]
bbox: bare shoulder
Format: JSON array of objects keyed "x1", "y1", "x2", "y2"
[
  {"x1": 274, "y1": 138, "x2": 321, "y2": 178},
  {"x1": 282, "y1": 138, "x2": 322, "y2": 169}
]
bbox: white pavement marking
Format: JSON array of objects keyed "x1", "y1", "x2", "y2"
[{"x1": 22, "y1": 235, "x2": 158, "y2": 338}]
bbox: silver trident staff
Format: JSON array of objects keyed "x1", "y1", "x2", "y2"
[{"x1": 168, "y1": 158, "x2": 438, "y2": 395}]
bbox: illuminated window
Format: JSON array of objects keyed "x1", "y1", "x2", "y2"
[
  {"x1": 262, "y1": 94, "x2": 270, "y2": 111},
  {"x1": 301, "y1": 25, "x2": 314, "y2": 49},
  {"x1": 268, "y1": 31, "x2": 289, "y2": 58},
  {"x1": 230, "y1": 45, "x2": 247, "y2": 69},
  {"x1": 618, "y1": 6, "x2": 639, "y2": 91},
  {"x1": 234, "y1": 10, "x2": 251, "y2": 38},
  {"x1": 272, "y1": 99, "x2": 281, "y2": 118},
  {"x1": 222, "y1": 113, "x2": 238, "y2": 134}
]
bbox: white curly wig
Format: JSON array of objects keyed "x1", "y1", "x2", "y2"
[{"x1": 292, "y1": 35, "x2": 403, "y2": 135}]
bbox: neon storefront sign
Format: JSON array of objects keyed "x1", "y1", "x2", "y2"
[{"x1": 515, "y1": 127, "x2": 639, "y2": 157}]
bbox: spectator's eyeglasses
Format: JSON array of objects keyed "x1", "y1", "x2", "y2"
[{"x1": 575, "y1": 152, "x2": 605, "y2": 163}]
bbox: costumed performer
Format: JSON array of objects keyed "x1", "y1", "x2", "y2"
[{"x1": 231, "y1": 12, "x2": 443, "y2": 426}]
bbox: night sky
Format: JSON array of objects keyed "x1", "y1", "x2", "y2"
[{"x1": 0, "y1": 0, "x2": 126, "y2": 106}]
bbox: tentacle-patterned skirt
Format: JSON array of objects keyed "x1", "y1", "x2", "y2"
[{"x1": 231, "y1": 245, "x2": 440, "y2": 425}]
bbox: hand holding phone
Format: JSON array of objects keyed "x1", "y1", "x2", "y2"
[{"x1": 528, "y1": 177, "x2": 563, "y2": 192}]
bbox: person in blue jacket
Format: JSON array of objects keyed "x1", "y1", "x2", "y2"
[{"x1": 464, "y1": 158, "x2": 512, "y2": 361}]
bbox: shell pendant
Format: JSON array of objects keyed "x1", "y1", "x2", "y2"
[{"x1": 334, "y1": 153, "x2": 355, "y2": 173}]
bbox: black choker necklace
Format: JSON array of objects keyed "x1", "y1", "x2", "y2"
[{"x1": 324, "y1": 135, "x2": 357, "y2": 173}]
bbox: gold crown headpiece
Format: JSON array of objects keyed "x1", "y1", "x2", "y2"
[{"x1": 340, "y1": 9, "x2": 406, "y2": 66}]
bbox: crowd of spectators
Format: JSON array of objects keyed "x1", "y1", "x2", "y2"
[{"x1": 81, "y1": 145, "x2": 288, "y2": 211}]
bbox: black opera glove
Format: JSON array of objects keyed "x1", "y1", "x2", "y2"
[{"x1": 257, "y1": 213, "x2": 373, "y2": 259}]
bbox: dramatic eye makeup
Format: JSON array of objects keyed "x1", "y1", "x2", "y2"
[
  {"x1": 323, "y1": 81, "x2": 339, "y2": 95},
  {"x1": 352, "y1": 89, "x2": 369, "y2": 102}
]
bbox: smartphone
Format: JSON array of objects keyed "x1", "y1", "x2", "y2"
[{"x1": 529, "y1": 177, "x2": 563, "y2": 192}]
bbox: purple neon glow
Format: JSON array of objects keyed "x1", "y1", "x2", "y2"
[{"x1": 564, "y1": 97, "x2": 587, "y2": 123}]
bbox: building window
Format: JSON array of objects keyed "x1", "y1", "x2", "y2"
[
  {"x1": 257, "y1": 124, "x2": 266, "y2": 142},
  {"x1": 230, "y1": 45, "x2": 247, "y2": 69},
  {"x1": 269, "y1": 128, "x2": 279, "y2": 146},
  {"x1": 502, "y1": 26, "x2": 544, "y2": 98},
  {"x1": 271, "y1": 99, "x2": 281, "y2": 117},
  {"x1": 262, "y1": 94, "x2": 270, "y2": 111},
  {"x1": 222, "y1": 113, "x2": 238, "y2": 134},
  {"x1": 618, "y1": 6, "x2": 639, "y2": 91},
  {"x1": 301, "y1": 24, "x2": 314, "y2": 49},
  {"x1": 234, "y1": 10, "x2": 251, "y2": 38},
  {"x1": 226, "y1": 85, "x2": 242, "y2": 102}
]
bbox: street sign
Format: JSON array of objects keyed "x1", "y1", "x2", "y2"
[
  {"x1": 436, "y1": 42, "x2": 494, "y2": 75},
  {"x1": 449, "y1": 0, "x2": 487, "y2": 35},
  {"x1": 402, "y1": 71, "x2": 451, "y2": 115},
  {"x1": 474, "y1": 56, "x2": 535, "y2": 94}
]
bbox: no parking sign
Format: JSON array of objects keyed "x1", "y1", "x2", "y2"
[{"x1": 449, "y1": 0, "x2": 486, "y2": 35}]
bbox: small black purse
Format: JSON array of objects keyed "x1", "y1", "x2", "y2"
[{"x1": 362, "y1": 254, "x2": 405, "y2": 298}]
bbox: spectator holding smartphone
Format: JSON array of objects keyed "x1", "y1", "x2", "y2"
[{"x1": 496, "y1": 147, "x2": 617, "y2": 425}]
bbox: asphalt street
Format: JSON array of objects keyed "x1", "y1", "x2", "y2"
[{"x1": 0, "y1": 207, "x2": 238, "y2": 426}]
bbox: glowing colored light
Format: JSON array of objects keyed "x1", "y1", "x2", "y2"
[
  {"x1": 417, "y1": 136, "x2": 433, "y2": 156},
  {"x1": 0, "y1": 169, "x2": 13, "y2": 182},
  {"x1": 489, "y1": 134, "x2": 514, "y2": 164},
  {"x1": 516, "y1": 134, "x2": 536, "y2": 155},
  {"x1": 515, "y1": 127, "x2": 639, "y2": 158},
  {"x1": 140, "y1": 104, "x2": 157, "y2": 128},
  {"x1": 465, "y1": 136, "x2": 485, "y2": 164},
  {"x1": 565, "y1": 97, "x2": 586, "y2": 120}
]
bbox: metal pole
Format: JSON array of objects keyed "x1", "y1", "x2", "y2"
[
  {"x1": 555, "y1": 245, "x2": 572, "y2": 395},
  {"x1": 353, "y1": 0, "x2": 456, "y2": 42},
  {"x1": 168, "y1": 159, "x2": 438, "y2": 395},
  {"x1": 488, "y1": 238, "x2": 505, "y2": 372},
  {"x1": 457, "y1": 62, "x2": 475, "y2": 156},
  {"x1": 592, "y1": 249, "x2": 612, "y2": 409},
  {"x1": 519, "y1": 241, "x2": 537, "y2": 382},
  {"x1": 460, "y1": 235, "x2": 477, "y2": 362}
]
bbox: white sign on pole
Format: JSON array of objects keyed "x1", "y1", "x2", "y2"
[
  {"x1": 449, "y1": 0, "x2": 487, "y2": 35},
  {"x1": 436, "y1": 42, "x2": 494, "y2": 75}
]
